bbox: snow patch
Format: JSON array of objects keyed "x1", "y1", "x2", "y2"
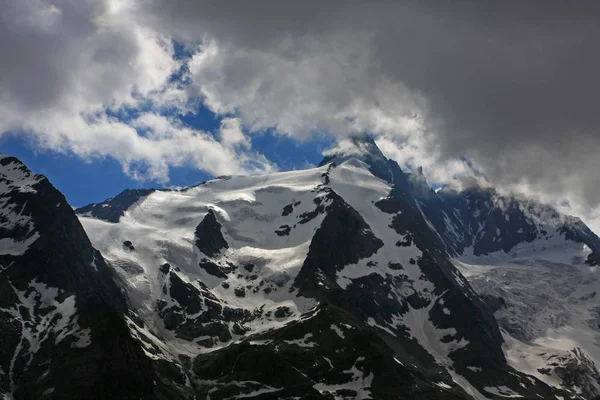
[
  {"x1": 284, "y1": 333, "x2": 315, "y2": 348},
  {"x1": 330, "y1": 324, "x2": 345, "y2": 339},
  {"x1": 0, "y1": 159, "x2": 43, "y2": 194},
  {"x1": 0, "y1": 233, "x2": 39, "y2": 256},
  {"x1": 313, "y1": 356, "x2": 374, "y2": 399},
  {"x1": 484, "y1": 386, "x2": 524, "y2": 398},
  {"x1": 1, "y1": 280, "x2": 90, "y2": 397},
  {"x1": 399, "y1": 296, "x2": 469, "y2": 367}
]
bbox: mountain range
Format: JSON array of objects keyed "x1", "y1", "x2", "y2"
[{"x1": 1, "y1": 134, "x2": 599, "y2": 399}]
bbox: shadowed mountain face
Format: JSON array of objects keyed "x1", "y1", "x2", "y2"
[
  {"x1": 0, "y1": 156, "x2": 191, "y2": 400},
  {"x1": 1, "y1": 136, "x2": 597, "y2": 399},
  {"x1": 76, "y1": 188, "x2": 157, "y2": 223},
  {"x1": 434, "y1": 185, "x2": 600, "y2": 259}
]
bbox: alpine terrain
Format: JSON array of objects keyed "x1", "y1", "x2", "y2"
[{"x1": 1, "y1": 134, "x2": 600, "y2": 399}]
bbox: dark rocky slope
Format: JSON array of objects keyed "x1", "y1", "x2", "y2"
[{"x1": 0, "y1": 156, "x2": 190, "y2": 399}]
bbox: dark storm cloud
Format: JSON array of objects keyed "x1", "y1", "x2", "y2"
[
  {"x1": 0, "y1": 0, "x2": 142, "y2": 111},
  {"x1": 372, "y1": 1, "x2": 600, "y2": 154},
  {"x1": 139, "y1": 0, "x2": 600, "y2": 206}
]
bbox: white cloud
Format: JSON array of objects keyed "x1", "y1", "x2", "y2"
[
  {"x1": 0, "y1": 0, "x2": 273, "y2": 182},
  {"x1": 8, "y1": 110, "x2": 275, "y2": 183},
  {"x1": 187, "y1": 37, "x2": 427, "y2": 140},
  {"x1": 218, "y1": 118, "x2": 250, "y2": 149}
]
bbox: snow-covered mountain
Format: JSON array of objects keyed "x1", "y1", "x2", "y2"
[{"x1": 1, "y1": 135, "x2": 599, "y2": 399}]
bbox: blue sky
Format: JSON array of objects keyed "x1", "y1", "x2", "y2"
[{"x1": 0, "y1": 118, "x2": 331, "y2": 207}]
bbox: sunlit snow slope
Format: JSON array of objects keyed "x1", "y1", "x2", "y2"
[
  {"x1": 75, "y1": 136, "x2": 587, "y2": 399},
  {"x1": 80, "y1": 166, "x2": 330, "y2": 356},
  {"x1": 455, "y1": 242, "x2": 600, "y2": 399}
]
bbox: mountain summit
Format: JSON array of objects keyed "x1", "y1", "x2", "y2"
[
  {"x1": 1, "y1": 139, "x2": 599, "y2": 399},
  {"x1": 319, "y1": 134, "x2": 395, "y2": 182},
  {"x1": 319, "y1": 133, "x2": 386, "y2": 166}
]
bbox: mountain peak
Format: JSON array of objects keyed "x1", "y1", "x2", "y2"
[
  {"x1": 319, "y1": 134, "x2": 384, "y2": 166},
  {"x1": 407, "y1": 166, "x2": 434, "y2": 198},
  {"x1": 318, "y1": 133, "x2": 395, "y2": 182}
]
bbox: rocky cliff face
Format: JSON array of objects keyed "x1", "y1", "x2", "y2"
[
  {"x1": 0, "y1": 156, "x2": 190, "y2": 400},
  {"x1": 431, "y1": 184, "x2": 600, "y2": 259}
]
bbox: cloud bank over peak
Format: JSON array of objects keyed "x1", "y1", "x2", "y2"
[
  {"x1": 2, "y1": 0, "x2": 600, "y2": 226},
  {"x1": 142, "y1": 1, "x2": 600, "y2": 204}
]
